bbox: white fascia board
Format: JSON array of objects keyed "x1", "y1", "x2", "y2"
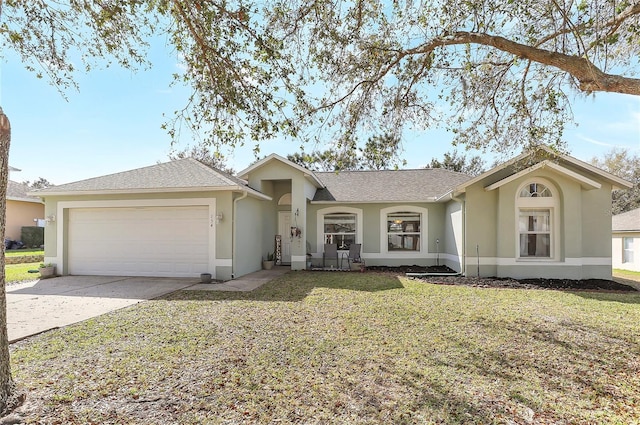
[
  {"x1": 7, "y1": 196, "x2": 44, "y2": 204},
  {"x1": 557, "y1": 153, "x2": 633, "y2": 190},
  {"x1": 484, "y1": 160, "x2": 601, "y2": 191},
  {"x1": 451, "y1": 150, "x2": 533, "y2": 194},
  {"x1": 30, "y1": 185, "x2": 272, "y2": 200},
  {"x1": 310, "y1": 198, "x2": 440, "y2": 205},
  {"x1": 237, "y1": 153, "x2": 324, "y2": 188}
]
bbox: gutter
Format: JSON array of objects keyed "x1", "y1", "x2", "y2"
[{"x1": 231, "y1": 191, "x2": 249, "y2": 279}]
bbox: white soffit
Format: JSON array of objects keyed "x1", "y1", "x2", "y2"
[{"x1": 484, "y1": 160, "x2": 602, "y2": 191}]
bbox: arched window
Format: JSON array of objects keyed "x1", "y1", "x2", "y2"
[
  {"x1": 516, "y1": 179, "x2": 559, "y2": 259},
  {"x1": 278, "y1": 193, "x2": 292, "y2": 206},
  {"x1": 519, "y1": 183, "x2": 552, "y2": 198}
]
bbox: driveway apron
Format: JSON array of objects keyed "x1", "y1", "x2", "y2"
[{"x1": 6, "y1": 276, "x2": 196, "y2": 343}]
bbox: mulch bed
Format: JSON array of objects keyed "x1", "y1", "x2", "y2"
[{"x1": 366, "y1": 265, "x2": 638, "y2": 292}]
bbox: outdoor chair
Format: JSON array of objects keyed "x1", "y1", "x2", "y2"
[
  {"x1": 341, "y1": 243, "x2": 365, "y2": 271},
  {"x1": 323, "y1": 243, "x2": 338, "y2": 269}
]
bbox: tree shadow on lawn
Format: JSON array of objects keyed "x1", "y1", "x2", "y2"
[
  {"x1": 572, "y1": 290, "x2": 640, "y2": 305},
  {"x1": 166, "y1": 270, "x2": 406, "y2": 303}
]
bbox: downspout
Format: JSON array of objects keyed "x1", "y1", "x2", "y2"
[
  {"x1": 450, "y1": 192, "x2": 466, "y2": 276},
  {"x1": 231, "y1": 190, "x2": 248, "y2": 279}
]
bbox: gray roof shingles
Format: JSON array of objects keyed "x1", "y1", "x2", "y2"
[
  {"x1": 612, "y1": 208, "x2": 640, "y2": 232},
  {"x1": 313, "y1": 169, "x2": 472, "y2": 202},
  {"x1": 7, "y1": 181, "x2": 42, "y2": 202},
  {"x1": 34, "y1": 158, "x2": 249, "y2": 193}
]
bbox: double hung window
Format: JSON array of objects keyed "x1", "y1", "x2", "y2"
[
  {"x1": 387, "y1": 212, "x2": 421, "y2": 251},
  {"x1": 323, "y1": 213, "x2": 356, "y2": 250}
]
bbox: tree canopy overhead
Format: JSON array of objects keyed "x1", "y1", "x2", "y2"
[
  {"x1": 3, "y1": 1, "x2": 639, "y2": 159},
  {"x1": 1, "y1": 0, "x2": 302, "y2": 150},
  {"x1": 269, "y1": 0, "x2": 640, "y2": 155}
]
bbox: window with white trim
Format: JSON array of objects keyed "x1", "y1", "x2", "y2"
[
  {"x1": 387, "y1": 212, "x2": 421, "y2": 251},
  {"x1": 323, "y1": 213, "x2": 356, "y2": 250},
  {"x1": 519, "y1": 209, "x2": 551, "y2": 257},
  {"x1": 623, "y1": 237, "x2": 634, "y2": 263},
  {"x1": 516, "y1": 179, "x2": 558, "y2": 260}
]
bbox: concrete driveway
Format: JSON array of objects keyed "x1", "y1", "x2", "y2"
[{"x1": 6, "y1": 276, "x2": 197, "y2": 343}]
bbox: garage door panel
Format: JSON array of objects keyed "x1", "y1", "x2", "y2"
[{"x1": 68, "y1": 206, "x2": 211, "y2": 277}]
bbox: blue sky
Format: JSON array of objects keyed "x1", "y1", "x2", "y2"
[{"x1": 1, "y1": 41, "x2": 639, "y2": 185}]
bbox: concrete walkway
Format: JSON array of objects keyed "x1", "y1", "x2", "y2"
[
  {"x1": 184, "y1": 266, "x2": 290, "y2": 292},
  {"x1": 6, "y1": 268, "x2": 290, "y2": 343}
]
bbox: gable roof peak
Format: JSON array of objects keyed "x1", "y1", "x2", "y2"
[{"x1": 237, "y1": 153, "x2": 324, "y2": 188}]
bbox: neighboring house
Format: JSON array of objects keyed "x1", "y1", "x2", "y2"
[
  {"x1": 31, "y1": 146, "x2": 631, "y2": 281},
  {"x1": 6, "y1": 180, "x2": 45, "y2": 241},
  {"x1": 612, "y1": 208, "x2": 640, "y2": 272}
]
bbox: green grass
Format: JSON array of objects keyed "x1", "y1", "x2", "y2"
[
  {"x1": 614, "y1": 268, "x2": 640, "y2": 281},
  {"x1": 5, "y1": 249, "x2": 44, "y2": 258},
  {"x1": 9, "y1": 272, "x2": 640, "y2": 424},
  {"x1": 5, "y1": 262, "x2": 41, "y2": 283}
]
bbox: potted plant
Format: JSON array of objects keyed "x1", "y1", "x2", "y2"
[
  {"x1": 262, "y1": 252, "x2": 275, "y2": 270},
  {"x1": 39, "y1": 263, "x2": 56, "y2": 278}
]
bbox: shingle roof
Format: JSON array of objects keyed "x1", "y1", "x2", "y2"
[
  {"x1": 313, "y1": 168, "x2": 472, "y2": 202},
  {"x1": 7, "y1": 181, "x2": 43, "y2": 203},
  {"x1": 32, "y1": 158, "x2": 265, "y2": 198},
  {"x1": 612, "y1": 208, "x2": 640, "y2": 232}
]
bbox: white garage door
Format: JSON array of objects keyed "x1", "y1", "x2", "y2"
[{"x1": 68, "y1": 206, "x2": 210, "y2": 277}]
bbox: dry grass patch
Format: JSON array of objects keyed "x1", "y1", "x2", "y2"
[{"x1": 8, "y1": 272, "x2": 640, "y2": 424}]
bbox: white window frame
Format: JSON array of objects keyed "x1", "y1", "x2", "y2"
[
  {"x1": 380, "y1": 206, "x2": 428, "y2": 255},
  {"x1": 623, "y1": 237, "x2": 634, "y2": 264},
  {"x1": 323, "y1": 213, "x2": 357, "y2": 250},
  {"x1": 515, "y1": 178, "x2": 560, "y2": 261},
  {"x1": 316, "y1": 206, "x2": 363, "y2": 254}
]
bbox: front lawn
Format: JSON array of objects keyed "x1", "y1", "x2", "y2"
[
  {"x1": 9, "y1": 272, "x2": 640, "y2": 424},
  {"x1": 5, "y1": 262, "x2": 41, "y2": 283},
  {"x1": 614, "y1": 268, "x2": 640, "y2": 282}
]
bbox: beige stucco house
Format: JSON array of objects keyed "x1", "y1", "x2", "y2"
[
  {"x1": 612, "y1": 208, "x2": 640, "y2": 272},
  {"x1": 32, "y1": 146, "x2": 631, "y2": 281},
  {"x1": 6, "y1": 180, "x2": 44, "y2": 242}
]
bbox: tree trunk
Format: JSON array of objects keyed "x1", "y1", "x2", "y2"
[{"x1": 0, "y1": 108, "x2": 16, "y2": 415}]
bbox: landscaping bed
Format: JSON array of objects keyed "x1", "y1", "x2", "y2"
[{"x1": 366, "y1": 265, "x2": 638, "y2": 292}]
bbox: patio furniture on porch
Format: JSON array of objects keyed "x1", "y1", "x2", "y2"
[
  {"x1": 323, "y1": 243, "x2": 338, "y2": 269},
  {"x1": 341, "y1": 243, "x2": 365, "y2": 271}
]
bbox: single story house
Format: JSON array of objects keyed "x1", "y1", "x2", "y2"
[
  {"x1": 32, "y1": 146, "x2": 631, "y2": 281},
  {"x1": 612, "y1": 207, "x2": 640, "y2": 272},
  {"x1": 6, "y1": 180, "x2": 45, "y2": 242}
]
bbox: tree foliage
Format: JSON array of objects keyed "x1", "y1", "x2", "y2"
[
  {"x1": 287, "y1": 133, "x2": 405, "y2": 171},
  {"x1": 169, "y1": 145, "x2": 235, "y2": 175},
  {"x1": 428, "y1": 150, "x2": 486, "y2": 176},
  {"x1": 22, "y1": 177, "x2": 53, "y2": 190},
  {"x1": 4, "y1": 1, "x2": 639, "y2": 159},
  {"x1": 1, "y1": 0, "x2": 301, "y2": 149},
  {"x1": 591, "y1": 147, "x2": 640, "y2": 214},
  {"x1": 269, "y1": 0, "x2": 640, "y2": 156}
]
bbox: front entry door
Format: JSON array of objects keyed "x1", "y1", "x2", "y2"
[{"x1": 278, "y1": 211, "x2": 292, "y2": 264}]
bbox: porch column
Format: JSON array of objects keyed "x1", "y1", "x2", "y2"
[{"x1": 290, "y1": 179, "x2": 307, "y2": 270}]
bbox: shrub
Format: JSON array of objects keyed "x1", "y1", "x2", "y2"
[{"x1": 21, "y1": 226, "x2": 44, "y2": 248}]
